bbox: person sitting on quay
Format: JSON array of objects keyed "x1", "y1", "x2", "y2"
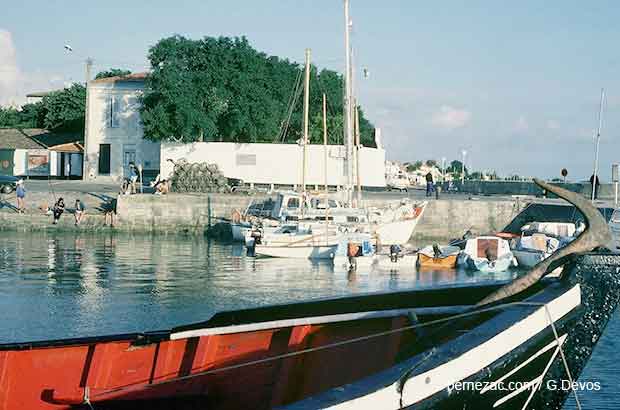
[
  {"x1": 129, "y1": 162, "x2": 139, "y2": 194},
  {"x1": 74, "y1": 199, "x2": 86, "y2": 226},
  {"x1": 15, "y1": 179, "x2": 26, "y2": 214},
  {"x1": 52, "y1": 198, "x2": 65, "y2": 224}
]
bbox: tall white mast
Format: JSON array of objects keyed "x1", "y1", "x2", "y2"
[
  {"x1": 343, "y1": 0, "x2": 354, "y2": 207},
  {"x1": 301, "y1": 48, "x2": 311, "y2": 205},
  {"x1": 591, "y1": 88, "x2": 605, "y2": 202}
]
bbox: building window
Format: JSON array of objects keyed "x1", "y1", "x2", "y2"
[
  {"x1": 98, "y1": 144, "x2": 111, "y2": 175},
  {"x1": 109, "y1": 95, "x2": 122, "y2": 128}
]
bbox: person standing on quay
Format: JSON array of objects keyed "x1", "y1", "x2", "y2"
[
  {"x1": 425, "y1": 172, "x2": 434, "y2": 197},
  {"x1": 15, "y1": 180, "x2": 26, "y2": 213},
  {"x1": 590, "y1": 174, "x2": 601, "y2": 200}
]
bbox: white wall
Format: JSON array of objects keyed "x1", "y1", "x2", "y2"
[
  {"x1": 84, "y1": 80, "x2": 160, "y2": 182},
  {"x1": 13, "y1": 149, "x2": 27, "y2": 176},
  {"x1": 161, "y1": 142, "x2": 386, "y2": 187}
]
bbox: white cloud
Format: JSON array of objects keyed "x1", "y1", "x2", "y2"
[
  {"x1": 0, "y1": 29, "x2": 61, "y2": 107},
  {"x1": 513, "y1": 115, "x2": 529, "y2": 132},
  {"x1": 431, "y1": 105, "x2": 471, "y2": 130},
  {"x1": 0, "y1": 29, "x2": 21, "y2": 106},
  {"x1": 546, "y1": 120, "x2": 560, "y2": 130}
]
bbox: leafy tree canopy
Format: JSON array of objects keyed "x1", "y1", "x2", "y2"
[
  {"x1": 95, "y1": 68, "x2": 132, "y2": 80},
  {"x1": 0, "y1": 84, "x2": 85, "y2": 133},
  {"x1": 140, "y1": 35, "x2": 375, "y2": 146}
]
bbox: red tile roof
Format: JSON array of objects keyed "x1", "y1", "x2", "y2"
[{"x1": 89, "y1": 72, "x2": 149, "y2": 84}]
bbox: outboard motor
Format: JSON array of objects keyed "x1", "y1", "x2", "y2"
[{"x1": 390, "y1": 244, "x2": 402, "y2": 262}]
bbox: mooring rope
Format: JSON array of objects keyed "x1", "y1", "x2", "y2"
[{"x1": 544, "y1": 304, "x2": 582, "y2": 410}]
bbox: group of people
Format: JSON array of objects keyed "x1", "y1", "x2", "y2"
[
  {"x1": 50, "y1": 197, "x2": 86, "y2": 226},
  {"x1": 11, "y1": 180, "x2": 86, "y2": 226}
]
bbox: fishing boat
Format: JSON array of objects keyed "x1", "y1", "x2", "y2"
[
  {"x1": 417, "y1": 244, "x2": 461, "y2": 269},
  {"x1": 332, "y1": 233, "x2": 377, "y2": 269},
  {"x1": 2, "y1": 179, "x2": 618, "y2": 410},
  {"x1": 459, "y1": 236, "x2": 518, "y2": 273}
]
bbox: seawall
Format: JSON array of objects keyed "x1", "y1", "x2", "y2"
[
  {"x1": 114, "y1": 194, "x2": 527, "y2": 239},
  {"x1": 0, "y1": 193, "x2": 528, "y2": 239}
]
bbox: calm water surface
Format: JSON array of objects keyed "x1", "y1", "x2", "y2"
[{"x1": 0, "y1": 231, "x2": 617, "y2": 408}]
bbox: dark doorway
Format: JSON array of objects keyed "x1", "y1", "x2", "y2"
[
  {"x1": 98, "y1": 144, "x2": 111, "y2": 175},
  {"x1": 60, "y1": 153, "x2": 66, "y2": 178}
]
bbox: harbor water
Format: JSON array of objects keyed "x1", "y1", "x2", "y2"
[{"x1": 0, "y1": 231, "x2": 618, "y2": 408}]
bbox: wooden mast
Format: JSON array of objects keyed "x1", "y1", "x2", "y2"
[
  {"x1": 323, "y1": 93, "x2": 329, "y2": 244},
  {"x1": 355, "y1": 104, "x2": 362, "y2": 206},
  {"x1": 301, "y1": 48, "x2": 311, "y2": 215},
  {"x1": 343, "y1": 0, "x2": 353, "y2": 207}
]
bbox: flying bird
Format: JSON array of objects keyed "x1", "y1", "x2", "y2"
[{"x1": 64, "y1": 44, "x2": 73, "y2": 52}]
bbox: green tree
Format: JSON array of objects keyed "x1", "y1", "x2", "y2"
[
  {"x1": 447, "y1": 160, "x2": 467, "y2": 174},
  {"x1": 95, "y1": 69, "x2": 132, "y2": 80},
  {"x1": 0, "y1": 104, "x2": 43, "y2": 128},
  {"x1": 425, "y1": 159, "x2": 437, "y2": 168},
  {"x1": 37, "y1": 84, "x2": 86, "y2": 132},
  {"x1": 140, "y1": 35, "x2": 375, "y2": 145},
  {"x1": 406, "y1": 161, "x2": 423, "y2": 173}
]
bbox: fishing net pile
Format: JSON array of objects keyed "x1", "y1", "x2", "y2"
[{"x1": 169, "y1": 160, "x2": 232, "y2": 193}]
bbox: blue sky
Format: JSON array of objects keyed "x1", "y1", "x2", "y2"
[{"x1": 1, "y1": 1, "x2": 619, "y2": 180}]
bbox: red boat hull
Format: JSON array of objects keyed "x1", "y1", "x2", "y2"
[{"x1": 0, "y1": 317, "x2": 412, "y2": 409}]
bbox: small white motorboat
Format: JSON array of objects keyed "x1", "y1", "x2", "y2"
[
  {"x1": 332, "y1": 233, "x2": 377, "y2": 269},
  {"x1": 459, "y1": 236, "x2": 517, "y2": 273},
  {"x1": 512, "y1": 233, "x2": 561, "y2": 268},
  {"x1": 253, "y1": 243, "x2": 337, "y2": 259}
]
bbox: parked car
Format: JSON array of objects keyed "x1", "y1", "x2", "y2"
[
  {"x1": 0, "y1": 175, "x2": 19, "y2": 194},
  {"x1": 386, "y1": 177, "x2": 410, "y2": 192}
]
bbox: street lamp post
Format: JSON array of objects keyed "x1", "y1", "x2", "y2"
[
  {"x1": 441, "y1": 157, "x2": 446, "y2": 183},
  {"x1": 461, "y1": 150, "x2": 467, "y2": 185}
]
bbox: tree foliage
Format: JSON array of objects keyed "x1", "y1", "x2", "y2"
[
  {"x1": 0, "y1": 84, "x2": 85, "y2": 133},
  {"x1": 140, "y1": 35, "x2": 375, "y2": 146},
  {"x1": 95, "y1": 68, "x2": 132, "y2": 80}
]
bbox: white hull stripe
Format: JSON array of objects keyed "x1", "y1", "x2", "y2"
[
  {"x1": 323, "y1": 284, "x2": 581, "y2": 410},
  {"x1": 170, "y1": 306, "x2": 470, "y2": 340}
]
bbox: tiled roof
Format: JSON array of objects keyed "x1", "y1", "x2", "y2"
[
  {"x1": 0, "y1": 129, "x2": 46, "y2": 150},
  {"x1": 0, "y1": 128, "x2": 83, "y2": 150},
  {"x1": 26, "y1": 90, "x2": 60, "y2": 98},
  {"x1": 90, "y1": 72, "x2": 149, "y2": 84}
]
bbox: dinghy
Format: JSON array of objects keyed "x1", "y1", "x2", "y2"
[
  {"x1": 1, "y1": 179, "x2": 618, "y2": 410},
  {"x1": 417, "y1": 244, "x2": 461, "y2": 269},
  {"x1": 459, "y1": 236, "x2": 518, "y2": 273}
]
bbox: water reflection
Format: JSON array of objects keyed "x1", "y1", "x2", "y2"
[{"x1": 0, "y1": 232, "x2": 516, "y2": 344}]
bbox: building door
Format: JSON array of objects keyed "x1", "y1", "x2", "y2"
[
  {"x1": 123, "y1": 145, "x2": 136, "y2": 178},
  {"x1": 98, "y1": 144, "x2": 111, "y2": 175},
  {"x1": 0, "y1": 150, "x2": 15, "y2": 176},
  {"x1": 60, "y1": 153, "x2": 66, "y2": 178}
]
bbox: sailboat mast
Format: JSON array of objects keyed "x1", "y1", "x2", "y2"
[
  {"x1": 355, "y1": 104, "x2": 362, "y2": 206},
  {"x1": 591, "y1": 88, "x2": 605, "y2": 202},
  {"x1": 301, "y1": 48, "x2": 311, "y2": 204},
  {"x1": 343, "y1": 0, "x2": 353, "y2": 207}
]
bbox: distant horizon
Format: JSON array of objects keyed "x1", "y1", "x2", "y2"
[{"x1": 1, "y1": 1, "x2": 618, "y2": 181}]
